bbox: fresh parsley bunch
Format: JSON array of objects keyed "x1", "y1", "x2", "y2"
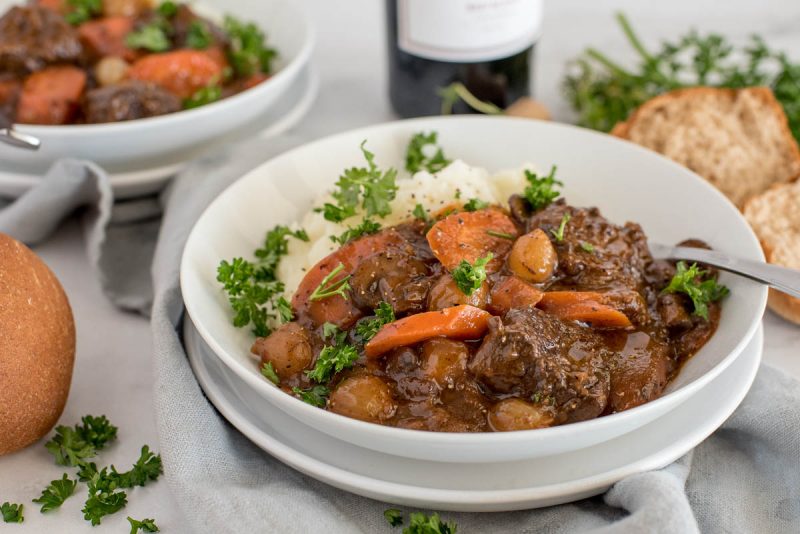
[{"x1": 565, "y1": 13, "x2": 800, "y2": 142}]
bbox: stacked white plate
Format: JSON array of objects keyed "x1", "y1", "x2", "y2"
[{"x1": 180, "y1": 117, "x2": 768, "y2": 511}]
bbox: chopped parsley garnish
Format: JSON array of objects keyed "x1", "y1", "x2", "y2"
[
  {"x1": 550, "y1": 213, "x2": 571, "y2": 243},
  {"x1": 309, "y1": 263, "x2": 352, "y2": 302},
  {"x1": 384, "y1": 508, "x2": 403, "y2": 527},
  {"x1": 322, "y1": 321, "x2": 345, "y2": 343},
  {"x1": 319, "y1": 142, "x2": 398, "y2": 222},
  {"x1": 463, "y1": 198, "x2": 489, "y2": 212},
  {"x1": 405, "y1": 132, "x2": 451, "y2": 173},
  {"x1": 523, "y1": 167, "x2": 562, "y2": 211},
  {"x1": 184, "y1": 84, "x2": 221, "y2": 109},
  {"x1": 82, "y1": 477, "x2": 127, "y2": 526},
  {"x1": 261, "y1": 362, "x2": 280, "y2": 385},
  {"x1": 128, "y1": 517, "x2": 159, "y2": 533},
  {"x1": 108, "y1": 446, "x2": 163, "y2": 489},
  {"x1": 217, "y1": 225, "x2": 308, "y2": 337},
  {"x1": 126, "y1": 22, "x2": 171, "y2": 52},
  {"x1": 156, "y1": 1, "x2": 178, "y2": 17},
  {"x1": 330, "y1": 218, "x2": 382, "y2": 245},
  {"x1": 412, "y1": 204, "x2": 430, "y2": 222},
  {"x1": 292, "y1": 385, "x2": 330, "y2": 408},
  {"x1": 355, "y1": 302, "x2": 395, "y2": 341},
  {"x1": 1, "y1": 502, "x2": 23, "y2": 523},
  {"x1": 405, "y1": 512, "x2": 457, "y2": 534},
  {"x1": 65, "y1": 0, "x2": 102, "y2": 25},
  {"x1": 32, "y1": 474, "x2": 77, "y2": 513},
  {"x1": 224, "y1": 15, "x2": 277, "y2": 77},
  {"x1": 186, "y1": 20, "x2": 213, "y2": 49},
  {"x1": 486, "y1": 229, "x2": 515, "y2": 240},
  {"x1": 306, "y1": 323, "x2": 359, "y2": 383},
  {"x1": 45, "y1": 415, "x2": 118, "y2": 467},
  {"x1": 452, "y1": 253, "x2": 493, "y2": 296},
  {"x1": 662, "y1": 261, "x2": 729, "y2": 320},
  {"x1": 580, "y1": 242, "x2": 595, "y2": 252}
]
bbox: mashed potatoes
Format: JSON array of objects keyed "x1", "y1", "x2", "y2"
[{"x1": 278, "y1": 160, "x2": 532, "y2": 298}]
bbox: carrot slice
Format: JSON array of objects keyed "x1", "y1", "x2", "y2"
[
  {"x1": 16, "y1": 66, "x2": 86, "y2": 125},
  {"x1": 127, "y1": 50, "x2": 225, "y2": 98},
  {"x1": 537, "y1": 291, "x2": 632, "y2": 328},
  {"x1": 292, "y1": 230, "x2": 407, "y2": 329},
  {"x1": 488, "y1": 276, "x2": 544, "y2": 315},
  {"x1": 78, "y1": 16, "x2": 136, "y2": 61},
  {"x1": 426, "y1": 209, "x2": 518, "y2": 272},
  {"x1": 365, "y1": 305, "x2": 491, "y2": 358}
]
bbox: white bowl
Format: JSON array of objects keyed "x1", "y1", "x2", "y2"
[
  {"x1": 180, "y1": 116, "x2": 767, "y2": 463},
  {"x1": 0, "y1": 0, "x2": 313, "y2": 175}
]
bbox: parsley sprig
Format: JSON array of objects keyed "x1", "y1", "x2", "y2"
[
  {"x1": 45, "y1": 415, "x2": 118, "y2": 467},
  {"x1": 309, "y1": 263, "x2": 352, "y2": 302},
  {"x1": 354, "y1": 302, "x2": 395, "y2": 341},
  {"x1": 412, "y1": 204, "x2": 430, "y2": 222},
  {"x1": 1, "y1": 502, "x2": 23, "y2": 523},
  {"x1": 32, "y1": 474, "x2": 77, "y2": 513},
  {"x1": 565, "y1": 13, "x2": 800, "y2": 142},
  {"x1": 463, "y1": 198, "x2": 489, "y2": 212},
  {"x1": 551, "y1": 213, "x2": 571, "y2": 243},
  {"x1": 184, "y1": 85, "x2": 222, "y2": 110},
  {"x1": 186, "y1": 20, "x2": 213, "y2": 49},
  {"x1": 292, "y1": 385, "x2": 330, "y2": 407},
  {"x1": 217, "y1": 225, "x2": 308, "y2": 336},
  {"x1": 128, "y1": 517, "x2": 159, "y2": 533},
  {"x1": 261, "y1": 362, "x2": 280, "y2": 385},
  {"x1": 126, "y1": 21, "x2": 172, "y2": 52},
  {"x1": 405, "y1": 132, "x2": 451, "y2": 173},
  {"x1": 384, "y1": 509, "x2": 458, "y2": 533},
  {"x1": 319, "y1": 142, "x2": 398, "y2": 222},
  {"x1": 306, "y1": 323, "x2": 359, "y2": 383},
  {"x1": 662, "y1": 261, "x2": 729, "y2": 320},
  {"x1": 330, "y1": 218, "x2": 382, "y2": 245},
  {"x1": 523, "y1": 166, "x2": 562, "y2": 211},
  {"x1": 224, "y1": 15, "x2": 277, "y2": 77},
  {"x1": 64, "y1": 0, "x2": 102, "y2": 25},
  {"x1": 452, "y1": 253, "x2": 493, "y2": 296}
]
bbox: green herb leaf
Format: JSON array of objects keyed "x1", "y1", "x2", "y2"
[
  {"x1": 224, "y1": 15, "x2": 277, "y2": 77},
  {"x1": 156, "y1": 1, "x2": 178, "y2": 17},
  {"x1": 405, "y1": 132, "x2": 451, "y2": 173},
  {"x1": 322, "y1": 321, "x2": 345, "y2": 343},
  {"x1": 1, "y1": 502, "x2": 23, "y2": 523},
  {"x1": 276, "y1": 296, "x2": 293, "y2": 323},
  {"x1": 292, "y1": 385, "x2": 330, "y2": 408},
  {"x1": 412, "y1": 204, "x2": 430, "y2": 222},
  {"x1": 306, "y1": 344, "x2": 359, "y2": 383},
  {"x1": 32, "y1": 474, "x2": 77, "y2": 513},
  {"x1": 128, "y1": 517, "x2": 159, "y2": 534},
  {"x1": 126, "y1": 23, "x2": 171, "y2": 52},
  {"x1": 486, "y1": 229, "x2": 515, "y2": 240},
  {"x1": 320, "y1": 141, "x2": 398, "y2": 223},
  {"x1": 404, "y1": 511, "x2": 457, "y2": 534},
  {"x1": 580, "y1": 242, "x2": 595, "y2": 252},
  {"x1": 261, "y1": 362, "x2": 280, "y2": 384},
  {"x1": 523, "y1": 167, "x2": 562, "y2": 211},
  {"x1": 451, "y1": 253, "x2": 493, "y2": 296},
  {"x1": 330, "y1": 218, "x2": 382, "y2": 245},
  {"x1": 463, "y1": 198, "x2": 489, "y2": 212},
  {"x1": 110, "y1": 446, "x2": 163, "y2": 489},
  {"x1": 661, "y1": 261, "x2": 729, "y2": 320},
  {"x1": 550, "y1": 213, "x2": 571, "y2": 243},
  {"x1": 384, "y1": 508, "x2": 404, "y2": 527},
  {"x1": 355, "y1": 301, "x2": 395, "y2": 341},
  {"x1": 309, "y1": 263, "x2": 352, "y2": 302},
  {"x1": 82, "y1": 485, "x2": 127, "y2": 526},
  {"x1": 184, "y1": 85, "x2": 221, "y2": 109},
  {"x1": 186, "y1": 20, "x2": 213, "y2": 49},
  {"x1": 45, "y1": 415, "x2": 118, "y2": 467},
  {"x1": 64, "y1": 0, "x2": 102, "y2": 25}
]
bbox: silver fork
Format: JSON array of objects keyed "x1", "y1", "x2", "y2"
[
  {"x1": 0, "y1": 113, "x2": 40, "y2": 150},
  {"x1": 649, "y1": 243, "x2": 800, "y2": 299}
]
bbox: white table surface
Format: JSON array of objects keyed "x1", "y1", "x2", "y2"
[{"x1": 2, "y1": 1, "x2": 799, "y2": 532}]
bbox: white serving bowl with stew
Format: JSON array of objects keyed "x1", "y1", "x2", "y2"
[
  {"x1": 180, "y1": 116, "x2": 767, "y2": 464},
  {"x1": 0, "y1": 0, "x2": 312, "y2": 180}
]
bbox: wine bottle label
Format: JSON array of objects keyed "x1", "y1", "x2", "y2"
[{"x1": 397, "y1": 0, "x2": 543, "y2": 62}]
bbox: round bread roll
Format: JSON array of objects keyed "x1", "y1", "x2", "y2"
[{"x1": 0, "y1": 233, "x2": 75, "y2": 455}]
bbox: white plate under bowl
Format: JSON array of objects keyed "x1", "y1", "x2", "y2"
[
  {"x1": 0, "y1": 0, "x2": 313, "y2": 188},
  {"x1": 180, "y1": 116, "x2": 767, "y2": 463},
  {"x1": 186, "y1": 317, "x2": 762, "y2": 512},
  {"x1": 0, "y1": 65, "x2": 318, "y2": 200}
]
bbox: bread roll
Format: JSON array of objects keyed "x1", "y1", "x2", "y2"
[{"x1": 0, "y1": 233, "x2": 75, "y2": 455}]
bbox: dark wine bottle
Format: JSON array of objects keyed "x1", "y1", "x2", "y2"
[{"x1": 386, "y1": 0, "x2": 542, "y2": 118}]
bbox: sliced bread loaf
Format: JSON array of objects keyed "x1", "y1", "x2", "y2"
[
  {"x1": 612, "y1": 87, "x2": 800, "y2": 208},
  {"x1": 743, "y1": 180, "x2": 800, "y2": 324}
]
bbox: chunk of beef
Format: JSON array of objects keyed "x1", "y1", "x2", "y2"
[
  {"x1": 0, "y1": 6, "x2": 82, "y2": 73},
  {"x1": 469, "y1": 308, "x2": 610, "y2": 425},
  {"x1": 601, "y1": 330, "x2": 672, "y2": 412},
  {"x1": 528, "y1": 200, "x2": 653, "y2": 294},
  {"x1": 83, "y1": 81, "x2": 181, "y2": 123}
]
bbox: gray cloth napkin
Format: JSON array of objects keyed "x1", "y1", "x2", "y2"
[{"x1": 2, "y1": 140, "x2": 798, "y2": 533}]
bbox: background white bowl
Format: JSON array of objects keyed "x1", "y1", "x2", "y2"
[
  {"x1": 0, "y1": 0, "x2": 313, "y2": 175},
  {"x1": 181, "y1": 116, "x2": 767, "y2": 463}
]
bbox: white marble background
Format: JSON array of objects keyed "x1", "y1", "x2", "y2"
[{"x1": 1, "y1": 1, "x2": 799, "y2": 532}]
